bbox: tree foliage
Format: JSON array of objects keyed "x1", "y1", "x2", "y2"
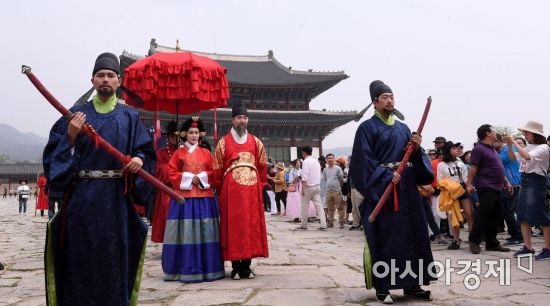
[
  {"x1": 493, "y1": 125, "x2": 522, "y2": 138},
  {"x1": 0, "y1": 154, "x2": 10, "y2": 164}
]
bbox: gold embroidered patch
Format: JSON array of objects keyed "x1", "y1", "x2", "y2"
[{"x1": 231, "y1": 152, "x2": 257, "y2": 185}]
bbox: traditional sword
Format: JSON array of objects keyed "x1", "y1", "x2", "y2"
[
  {"x1": 368, "y1": 96, "x2": 432, "y2": 223},
  {"x1": 21, "y1": 65, "x2": 185, "y2": 204}
]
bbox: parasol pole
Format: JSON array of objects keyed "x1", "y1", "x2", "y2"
[
  {"x1": 153, "y1": 101, "x2": 161, "y2": 151},
  {"x1": 368, "y1": 96, "x2": 432, "y2": 223},
  {"x1": 213, "y1": 108, "x2": 218, "y2": 141},
  {"x1": 176, "y1": 102, "x2": 179, "y2": 146},
  {"x1": 21, "y1": 65, "x2": 185, "y2": 204}
]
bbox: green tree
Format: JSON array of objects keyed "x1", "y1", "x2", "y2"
[
  {"x1": 493, "y1": 125, "x2": 522, "y2": 138},
  {"x1": 0, "y1": 154, "x2": 10, "y2": 164}
]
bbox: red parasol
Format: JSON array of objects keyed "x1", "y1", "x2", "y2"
[{"x1": 122, "y1": 52, "x2": 229, "y2": 115}]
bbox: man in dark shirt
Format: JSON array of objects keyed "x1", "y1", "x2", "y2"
[{"x1": 466, "y1": 124, "x2": 512, "y2": 254}]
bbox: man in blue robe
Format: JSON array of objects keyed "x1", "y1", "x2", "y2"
[
  {"x1": 351, "y1": 80, "x2": 435, "y2": 304},
  {"x1": 43, "y1": 52, "x2": 155, "y2": 306}
]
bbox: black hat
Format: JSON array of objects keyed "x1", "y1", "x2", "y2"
[
  {"x1": 232, "y1": 101, "x2": 248, "y2": 117},
  {"x1": 19, "y1": 179, "x2": 27, "y2": 184},
  {"x1": 163, "y1": 120, "x2": 178, "y2": 136},
  {"x1": 433, "y1": 136, "x2": 446, "y2": 143},
  {"x1": 369, "y1": 80, "x2": 393, "y2": 101},
  {"x1": 179, "y1": 117, "x2": 206, "y2": 140},
  {"x1": 442, "y1": 141, "x2": 461, "y2": 154},
  {"x1": 92, "y1": 52, "x2": 120, "y2": 76}
]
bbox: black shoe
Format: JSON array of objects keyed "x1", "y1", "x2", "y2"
[
  {"x1": 403, "y1": 287, "x2": 432, "y2": 301},
  {"x1": 349, "y1": 225, "x2": 362, "y2": 231},
  {"x1": 239, "y1": 270, "x2": 255, "y2": 279},
  {"x1": 486, "y1": 245, "x2": 510, "y2": 252},
  {"x1": 503, "y1": 239, "x2": 523, "y2": 246},
  {"x1": 469, "y1": 241, "x2": 481, "y2": 254},
  {"x1": 230, "y1": 270, "x2": 240, "y2": 280},
  {"x1": 447, "y1": 240, "x2": 460, "y2": 250},
  {"x1": 376, "y1": 290, "x2": 393, "y2": 304}
]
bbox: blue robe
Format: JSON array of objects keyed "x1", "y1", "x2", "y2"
[
  {"x1": 351, "y1": 115, "x2": 435, "y2": 291},
  {"x1": 43, "y1": 101, "x2": 155, "y2": 306}
]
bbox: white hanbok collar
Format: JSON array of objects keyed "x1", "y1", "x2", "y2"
[
  {"x1": 184, "y1": 141, "x2": 198, "y2": 153},
  {"x1": 230, "y1": 127, "x2": 248, "y2": 144}
]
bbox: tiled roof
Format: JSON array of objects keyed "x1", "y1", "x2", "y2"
[
  {"x1": 140, "y1": 107, "x2": 367, "y2": 125},
  {"x1": 120, "y1": 40, "x2": 348, "y2": 88},
  {"x1": 0, "y1": 163, "x2": 43, "y2": 177}
]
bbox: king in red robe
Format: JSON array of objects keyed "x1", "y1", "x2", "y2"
[{"x1": 213, "y1": 102, "x2": 269, "y2": 279}]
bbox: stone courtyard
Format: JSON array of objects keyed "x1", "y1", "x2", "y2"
[{"x1": 0, "y1": 197, "x2": 549, "y2": 305}]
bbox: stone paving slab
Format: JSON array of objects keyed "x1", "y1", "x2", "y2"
[{"x1": 1, "y1": 197, "x2": 549, "y2": 305}]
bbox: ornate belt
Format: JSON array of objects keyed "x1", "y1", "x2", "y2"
[
  {"x1": 380, "y1": 162, "x2": 412, "y2": 170},
  {"x1": 77, "y1": 170, "x2": 124, "y2": 179},
  {"x1": 224, "y1": 162, "x2": 257, "y2": 177}
]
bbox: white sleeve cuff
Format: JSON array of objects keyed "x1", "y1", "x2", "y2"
[
  {"x1": 196, "y1": 171, "x2": 210, "y2": 189},
  {"x1": 179, "y1": 172, "x2": 194, "y2": 190}
]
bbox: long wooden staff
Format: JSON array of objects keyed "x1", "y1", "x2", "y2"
[
  {"x1": 368, "y1": 96, "x2": 432, "y2": 223},
  {"x1": 21, "y1": 65, "x2": 185, "y2": 204}
]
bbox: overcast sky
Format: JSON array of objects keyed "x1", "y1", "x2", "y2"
[{"x1": 1, "y1": 0, "x2": 549, "y2": 151}]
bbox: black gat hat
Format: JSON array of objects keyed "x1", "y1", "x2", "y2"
[
  {"x1": 92, "y1": 52, "x2": 120, "y2": 76},
  {"x1": 369, "y1": 80, "x2": 393, "y2": 101}
]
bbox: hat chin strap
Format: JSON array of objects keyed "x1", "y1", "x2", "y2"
[
  {"x1": 367, "y1": 102, "x2": 405, "y2": 121},
  {"x1": 393, "y1": 108, "x2": 405, "y2": 121}
]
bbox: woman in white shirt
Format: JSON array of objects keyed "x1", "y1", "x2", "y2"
[
  {"x1": 506, "y1": 121, "x2": 550, "y2": 260},
  {"x1": 437, "y1": 141, "x2": 474, "y2": 250}
]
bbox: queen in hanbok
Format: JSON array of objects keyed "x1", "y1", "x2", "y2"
[{"x1": 162, "y1": 117, "x2": 224, "y2": 283}]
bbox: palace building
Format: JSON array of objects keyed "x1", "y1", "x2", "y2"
[{"x1": 85, "y1": 39, "x2": 368, "y2": 162}]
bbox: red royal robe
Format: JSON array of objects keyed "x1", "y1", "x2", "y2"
[
  {"x1": 213, "y1": 132, "x2": 269, "y2": 261},
  {"x1": 36, "y1": 175, "x2": 48, "y2": 210},
  {"x1": 151, "y1": 145, "x2": 176, "y2": 243}
]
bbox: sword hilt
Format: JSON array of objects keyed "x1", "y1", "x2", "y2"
[{"x1": 21, "y1": 65, "x2": 32, "y2": 75}]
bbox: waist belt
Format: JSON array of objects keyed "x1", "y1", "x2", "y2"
[
  {"x1": 224, "y1": 162, "x2": 257, "y2": 177},
  {"x1": 380, "y1": 162, "x2": 412, "y2": 170},
  {"x1": 77, "y1": 170, "x2": 124, "y2": 179}
]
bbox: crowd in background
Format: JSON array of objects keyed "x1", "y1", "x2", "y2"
[{"x1": 262, "y1": 121, "x2": 550, "y2": 261}]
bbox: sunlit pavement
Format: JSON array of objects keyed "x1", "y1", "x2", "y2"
[{"x1": 1, "y1": 197, "x2": 549, "y2": 305}]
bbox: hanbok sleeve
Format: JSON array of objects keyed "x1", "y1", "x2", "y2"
[
  {"x1": 351, "y1": 122, "x2": 393, "y2": 203},
  {"x1": 42, "y1": 116, "x2": 78, "y2": 191},
  {"x1": 129, "y1": 114, "x2": 156, "y2": 206},
  {"x1": 255, "y1": 137, "x2": 268, "y2": 188},
  {"x1": 409, "y1": 146, "x2": 435, "y2": 185},
  {"x1": 212, "y1": 138, "x2": 225, "y2": 192}
]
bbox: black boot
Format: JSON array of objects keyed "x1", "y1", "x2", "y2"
[
  {"x1": 404, "y1": 286, "x2": 432, "y2": 301},
  {"x1": 238, "y1": 259, "x2": 255, "y2": 279},
  {"x1": 376, "y1": 289, "x2": 393, "y2": 304},
  {"x1": 231, "y1": 261, "x2": 241, "y2": 280}
]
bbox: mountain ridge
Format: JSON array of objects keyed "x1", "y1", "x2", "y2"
[{"x1": 0, "y1": 123, "x2": 48, "y2": 162}]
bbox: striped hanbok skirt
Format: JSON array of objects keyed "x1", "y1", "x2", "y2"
[{"x1": 162, "y1": 197, "x2": 225, "y2": 283}]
